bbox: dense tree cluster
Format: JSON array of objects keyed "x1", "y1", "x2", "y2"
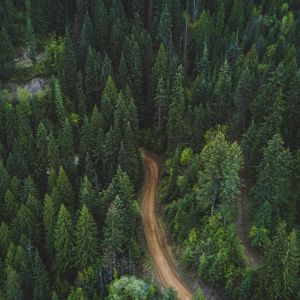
[{"x1": 1, "y1": 0, "x2": 300, "y2": 299}]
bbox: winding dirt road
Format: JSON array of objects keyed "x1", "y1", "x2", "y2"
[{"x1": 142, "y1": 152, "x2": 193, "y2": 300}]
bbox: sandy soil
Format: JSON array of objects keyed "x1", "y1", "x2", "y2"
[{"x1": 142, "y1": 152, "x2": 193, "y2": 300}]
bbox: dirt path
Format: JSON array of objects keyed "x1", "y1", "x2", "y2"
[
  {"x1": 236, "y1": 186, "x2": 260, "y2": 267},
  {"x1": 142, "y1": 152, "x2": 193, "y2": 300}
]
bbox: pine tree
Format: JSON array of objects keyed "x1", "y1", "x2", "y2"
[
  {"x1": 4, "y1": 189, "x2": 18, "y2": 221},
  {"x1": 117, "y1": 52, "x2": 128, "y2": 89},
  {"x1": 95, "y1": 0, "x2": 109, "y2": 51},
  {"x1": 158, "y1": 2, "x2": 172, "y2": 50},
  {"x1": 282, "y1": 229, "x2": 300, "y2": 297},
  {"x1": 74, "y1": 205, "x2": 100, "y2": 270},
  {"x1": 54, "y1": 204, "x2": 74, "y2": 276},
  {"x1": 252, "y1": 134, "x2": 294, "y2": 224},
  {"x1": 53, "y1": 166, "x2": 74, "y2": 211},
  {"x1": 58, "y1": 118, "x2": 75, "y2": 175},
  {"x1": 26, "y1": 16, "x2": 37, "y2": 63},
  {"x1": 32, "y1": 250, "x2": 50, "y2": 300},
  {"x1": 233, "y1": 67, "x2": 255, "y2": 136},
  {"x1": 230, "y1": 0, "x2": 245, "y2": 31},
  {"x1": 4, "y1": 266, "x2": 22, "y2": 300},
  {"x1": 124, "y1": 35, "x2": 143, "y2": 120},
  {"x1": 110, "y1": 17, "x2": 125, "y2": 66},
  {"x1": 213, "y1": 60, "x2": 232, "y2": 124},
  {"x1": 100, "y1": 54, "x2": 113, "y2": 91},
  {"x1": 101, "y1": 76, "x2": 118, "y2": 132},
  {"x1": 195, "y1": 129, "x2": 242, "y2": 219},
  {"x1": 43, "y1": 194, "x2": 57, "y2": 260},
  {"x1": 155, "y1": 76, "x2": 168, "y2": 133},
  {"x1": 76, "y1": 71, "x2": 87, "y2": 120},
  {"x1": 0, "y1": 27, "x2": 14, "y2": 80},
  {"x1": 167, "y1": 65, "x2": 186, "y2": 153},
  {"x1": 14, "y1": 204, "x2": 37, "y2": 242},
  {"x1": 79, "y1": 13, "x2": 94, "y2": 66},
  {"x1": 84, "y1": 47, "x2": 99, "y2": 111},
  {"x1": 151, "y1": 43, "x2": 168, "y2": 120},
  {"x1": 62, "y1": 29, "x2": 77, "y2": 100},
  {"x1": 35, "y1": 122, "x2": 48, "y2": 192},
  {"x1": 193, "y1": 10, "x2": 214, "y2": 61},
  {"x1": 102, "y1": 196, "x2": 125, "y2": 277},
  {"x1": 47, "y1": 132, "x2": 60, "y2": 172},
  {"x1": 79, "y1": 175, "x2": 96, "y2": 212},
  {"x1": 54, "y1": 81, "x2": 66, "y2": 126}
]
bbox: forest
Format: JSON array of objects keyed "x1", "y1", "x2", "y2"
[{"x1": 0, "y1": 0, "x2": 300, "y2": 299}]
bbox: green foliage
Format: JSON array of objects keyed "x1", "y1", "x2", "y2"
[
  {"x1": 54, "y1": 204, "x2": 74, "y2": 276},
  {"x1": 255, "y1": 222, "x2": 300, "y2": 299},
  {"x1": 192, "y1": 289, "x2": 206, "y2": 300},
  {"x1": 108, "y1": 276, "x2": 151, "y2": 300},
  {"x1": 167, "y1": 65, "x2": 186, "y2": 153},
  {"x1": 251, "y1": 134, "x2": 294, "y2": 226},
  {"x1": 195, "y1": 130, "x2": 243, "y2": 222},
  {"x1": 26, "y1": 16, "x2": 37, "y2": 63},
  {"x1": 0, "y1": 27, "x2": 14, "y2": 80},
  {"x1": 74, "y1": 205, "x2": 100, "y2": 270},
  {"x1": 1, "y1": 1, "x2": 300, "y2": 299}
]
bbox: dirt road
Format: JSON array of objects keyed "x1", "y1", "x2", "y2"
[{"x1": 142, "y1": 152, "x2": 193, "y2": 300}]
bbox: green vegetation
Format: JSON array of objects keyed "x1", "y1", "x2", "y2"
[{"x1": 0, "y1": 0, "x2": 300, "y2": 299}]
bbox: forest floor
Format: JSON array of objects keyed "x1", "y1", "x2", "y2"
[
  {"x1": 142, "y1": 152, "x2": 193, "y2": 300},
  {"x1": 236, "y1": 185, "x2": 261, "y2": 267}
]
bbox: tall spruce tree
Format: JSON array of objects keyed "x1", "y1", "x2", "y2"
[
  {"x1": 53, "y1": 204, "x2": 74, "y2": 277},
  {"x1": 167, "y1": 65, "x2": 186, "y2": 153},
  {"x1": 74, "y1": 205, "x2": 100, "y2": 270}
]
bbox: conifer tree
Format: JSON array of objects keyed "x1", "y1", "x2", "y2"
[
  {"x1": 79, "y1": 13, "x2": 94, "y2": 65},
  {"x1": 74, "y1": 205, "x2": 100, "y2": 270},
  {"x1": 54, "y1": 204, "x2": 74, "y2": 276},
  {"x1": 155, "y1": 76, "x2": 168, "y2": 133},
  {"x1": 158, "y1": 2, "x2": 172, "y2": 50},
  {"x1": 47, "y1": 132, "x2": 60, "y2": 172},
  {"x1": 95, "y1": 0, "x2": 109, "y2": 51},
  {"x1": 213, "y1": 60, "x2": 232, "y2": 124},
  {"x1": 35, "y1": 122, "x2": 48, "y2": 192},
  {"x1": 84, "y1": 47, "x2": 99, "y2": 111},
  {"x1": 53, "y1": 166, "x2": 74, "y2": 211},
  {"x1": 0, "y1": 27, "x2": 14, "y2": 80},
  {"x1": 26, "y1": 16, "x2": 37, "y2": 63},
  {"x1": 79, "y1": 176, "x2": 96, "y2": 212},
  {"x1": 167, "y1": 65, "x2": 186, "y2": 153},
  {"x1": 195, "y1": 130, "x2": 242, "y2": 219},
  {"x1": 76, "y1": 71, "x2": 87, "y2": 120},
  {"x1": 233, "y1": 67, "x2": 255, "y2": 136},
  {"x1": 252, "y1": 134, "x2": 294, "y2": 224},
  {"x1": 101, "y1": 76, "x2": 118, "y2": 132},
  {"x1": 43, "y1": 194, "x2": 57, "y2": 260},
  {"x1": 32, "y1": 250, "x2": 50, "y2": 300},
  {"x1": 282, "y1": 229, "x2": 300, "y2": 296},
  {"x1": 58, "y1": 118, "x2": 75, "y2": 175},
  {"x1": 4, "y1": 266, "x2": 22, "y2": 300},
  {"x1": 4, "y1": 189, "x2": 18, "y2": 222},
  {"x1": 62, "y1": 29, "x2": 77, "y2": 100},
  {"x1": 102, "y1": 196, "x2": 125, "y2": 276},
  {"x1": 124, "y1": 35, "x2": 143, "y2": 119},
  {"x1": 54, "y1": 81, "x2": 66, "y2": 126}
]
